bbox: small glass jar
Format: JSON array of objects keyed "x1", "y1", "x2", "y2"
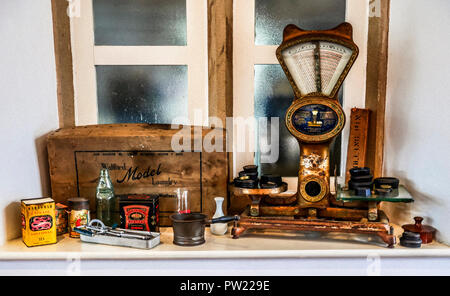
[
  {"x1": 68, "y1": 198, "x2": 90, "y2": 238},
  {"x1": 175, "y1": 188, "x2": 190, "y2": 214}
]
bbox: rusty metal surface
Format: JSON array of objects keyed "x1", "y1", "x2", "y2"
[
  {"x1": 232, "y1": 215, "x2": 395, "y2": 247},
  {"x1": 231, "y1": 183, "x2": 288, "y2": 197}
]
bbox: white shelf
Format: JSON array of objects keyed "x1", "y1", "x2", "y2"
[{"x1": 1, "y1": 225, "x2": 449, "y2": 261}]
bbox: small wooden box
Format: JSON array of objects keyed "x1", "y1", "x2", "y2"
[{"x1": 47, "y1": 124, "x2": 228, "y2": 226}]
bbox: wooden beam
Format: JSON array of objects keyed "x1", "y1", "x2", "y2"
[
  {"x1": 51, "y1": 0, "x2": 75, "y2": 128},
  {"x1": 365, "y1": 0, "x2": 390, "y2": 178},
  {"x1": 208, "y1": 0, "x2": 233, "y2": 181},
  {"x1": 208, "y1": 0, "x2": 233, "y2": 123}
]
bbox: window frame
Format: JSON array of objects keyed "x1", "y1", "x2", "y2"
[
  {"x1": 232, "y1": 0, "x2": 369, "y2": 189},
  {"x1": 70, "y1": 0, "x2": 209, "y2": 126}
]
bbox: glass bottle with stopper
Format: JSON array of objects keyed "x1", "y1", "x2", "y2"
[{"x1": 96, "y1": 168, "x2": 116, "y2": 226}]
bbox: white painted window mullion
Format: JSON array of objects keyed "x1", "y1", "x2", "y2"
[
  {"x1": 71, "y1": 0, "x2": 97, "y2": 126},
  {"x1": 186, "y1": 0, "x2": 209, "y2": 126},
  {"x1": 94, "y1": 46, "x2": 189, "y2": 65},
  {"x1": 233, "y1": 0, "x2": 256, "y2": 177},
  {"x1": 341, "y1": 0, "x2": 369, "y2": 178}
]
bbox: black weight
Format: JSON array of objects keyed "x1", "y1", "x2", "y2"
[
  {"x1": 243, "y1": 165, "x2": 258, "y2": 173},
  {"x1": 349, "y1": 167, "x2": 371, "y2": 177},
  {"x1": 374, "y1": 187, "x2": 393, "y2": 196},
  {"x1": 374, "y1": 177, "x2": 399, "y2": 189},
  {"x1": 400, "y1": 231, "x2": 422, "y2": 248},
  {"x1": 238, "y1": 171, "x2": 258, "y2": 180},
  {"x1": 260, "y1": 174, "x2": 282, "y2": 186},
  {"x1": 351, "y1": 174, "x2": 373, "y2": 182},
  {"x1": 260, "y1": 182, "x2": 279, "y2": 189},
  {"x1": 400, "y1": 238, "x2": 422, "y2": 248},
  {"x1": 402, "y1": 231, "x2": 421, "y2": 240},
  {"x1": 348, "y1": 180, "x2": 373, "y2": 190},
  {"x1": 234, "y1": 178, "x2": 258, "y2": 189}
]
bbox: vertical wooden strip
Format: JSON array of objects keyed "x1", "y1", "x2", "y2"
[
  {"x1": 208, "y1": 0, "x2": 233, "y2": 123},
  {"x1": 365, "y1": 0, "x2": 390, "y2": 178},
  {"x1": 208, "y1": 0, "x2": 233, "y2": 181},
  {"x1": 51, "y1": 0, "x2": 75, "y2": 128}
]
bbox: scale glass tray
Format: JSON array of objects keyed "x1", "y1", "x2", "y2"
[{"x1": 336, "y1": 185, "x2": 414, "y2": 203}]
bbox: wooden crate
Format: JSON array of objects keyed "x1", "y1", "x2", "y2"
[{"x1": 47, "y1": 124, "x2": 228, "y2": 226}]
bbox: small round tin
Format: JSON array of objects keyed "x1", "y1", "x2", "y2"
[{"x1": 68, "y1": 198, "x2": 90, "y2": 238}]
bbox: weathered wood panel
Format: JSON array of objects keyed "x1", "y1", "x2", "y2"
[
  {"x1": 47, "y1": 124, "x2": 228, "y2": 226},
  {"x1": 208, "y1": 0, "x2": 233, "y2": 123},
  {"x1": 208, "y1": 0, "x2": 234, "y2": 185},
  {"x1": 51, "y1": 0, "x2": 75, "y2": 128}
]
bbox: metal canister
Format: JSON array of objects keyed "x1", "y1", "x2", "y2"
[
  {"x1": 68, "y1": 198, "x2": 90, "y2": 238},
  {"x1": 55, "y1": 203, "x2": 69, "y2": 235}
]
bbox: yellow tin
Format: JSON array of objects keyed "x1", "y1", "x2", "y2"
[{"x1": 21, "y1": 197, "x2": 57, "y2": 247}]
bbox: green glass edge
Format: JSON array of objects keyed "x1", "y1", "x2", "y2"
[{"x1": 336, "y1": 185, "x2": 414, "y2": 203}]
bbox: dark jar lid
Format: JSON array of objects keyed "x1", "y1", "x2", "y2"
[
  {"x1": 68, "y1": 197, "x2": 90, "y2": 210},
  {"x1": 402, "y1": 217, "x2": 436, "y2": 244}
]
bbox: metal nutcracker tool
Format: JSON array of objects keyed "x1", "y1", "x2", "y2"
[{"x1": 74, "y1": 219, "x2": 161, "y2": 249}]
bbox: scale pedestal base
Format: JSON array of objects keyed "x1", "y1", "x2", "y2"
[
  {"x1": 230, "y1": 184, "x2": 403, "y2": 248},
  {"x1": 231, "y1": 209, "x2": 396, "y2": 247}
]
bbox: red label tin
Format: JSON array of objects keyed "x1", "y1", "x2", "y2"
[{"x1": 119, "y1": 195, "x2": 159, "y2": 232}]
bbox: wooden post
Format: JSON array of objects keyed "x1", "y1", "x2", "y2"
[
  {"x1": 365, "y1": 0, "x2": 391, "y2": 178},
  {"x1": 208, "y1": 0, "x2": 234, "y2": 181},
  {"x1": 208, "y1": 0, "x2": 233, "y2": 123},
  {"x1": 51, "y1": 0, "x2": 75, "y2": 128}
]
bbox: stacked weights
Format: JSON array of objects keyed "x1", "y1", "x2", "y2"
[
  {"x1": 234, "y1": 165, "x2": 259, "y2": 189},
  {"x1": 234, "y1": 165, "x2": 282, "y2": 189},
  {"x1": 348, "y1": 167, "x2": 373, "y2": 197},
  {"x1": 348, "y1": 167, "x2": 400, "y2": 197}
]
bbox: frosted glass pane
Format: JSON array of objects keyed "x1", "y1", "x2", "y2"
[
  {"x1": 96, "y1": 65, "x2": 187, "y2": 124},
  {"x1": 255, "y1": 0, "x2": 346, "y2": 45},
  {"x1": 255, "y1": 65, "x2": 298, "y2": 176},
  {"x1": 255, "y1": 65, "x2": 341, "y2": 176},
  {"x1": 93, "y1": 0, "x2": 186, "y2": 46}
]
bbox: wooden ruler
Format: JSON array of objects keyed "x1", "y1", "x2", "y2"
[{"x1": 345, "y1": 108, "x2": 370, "y2": 183}]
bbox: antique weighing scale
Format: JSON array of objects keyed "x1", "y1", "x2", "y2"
[{"x1": 230, "y1": 23, "x2": 413, "y2": 247}]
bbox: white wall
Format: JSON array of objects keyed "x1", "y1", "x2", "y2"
[
  {"x1": 383, "y1": 0, "x2": 450, "y2": 245},
  {"x1": 0, "y1": 0, "x2": 59, "y2": 245}
]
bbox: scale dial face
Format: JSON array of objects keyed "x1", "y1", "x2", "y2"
[
  {"x1": 285, "y1": 98, "x2": 345, "y2": 143},
  {"x1": 279, "y1": 39, "x2": 356, "y2": 98}
]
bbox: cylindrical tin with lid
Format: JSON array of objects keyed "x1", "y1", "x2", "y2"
[
  {"x1": 55, "y1": 203, "x2": 69, "y2": 235},
  {"x1": 68, "y1": 198, "x2": 90, "y2": 238}
]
